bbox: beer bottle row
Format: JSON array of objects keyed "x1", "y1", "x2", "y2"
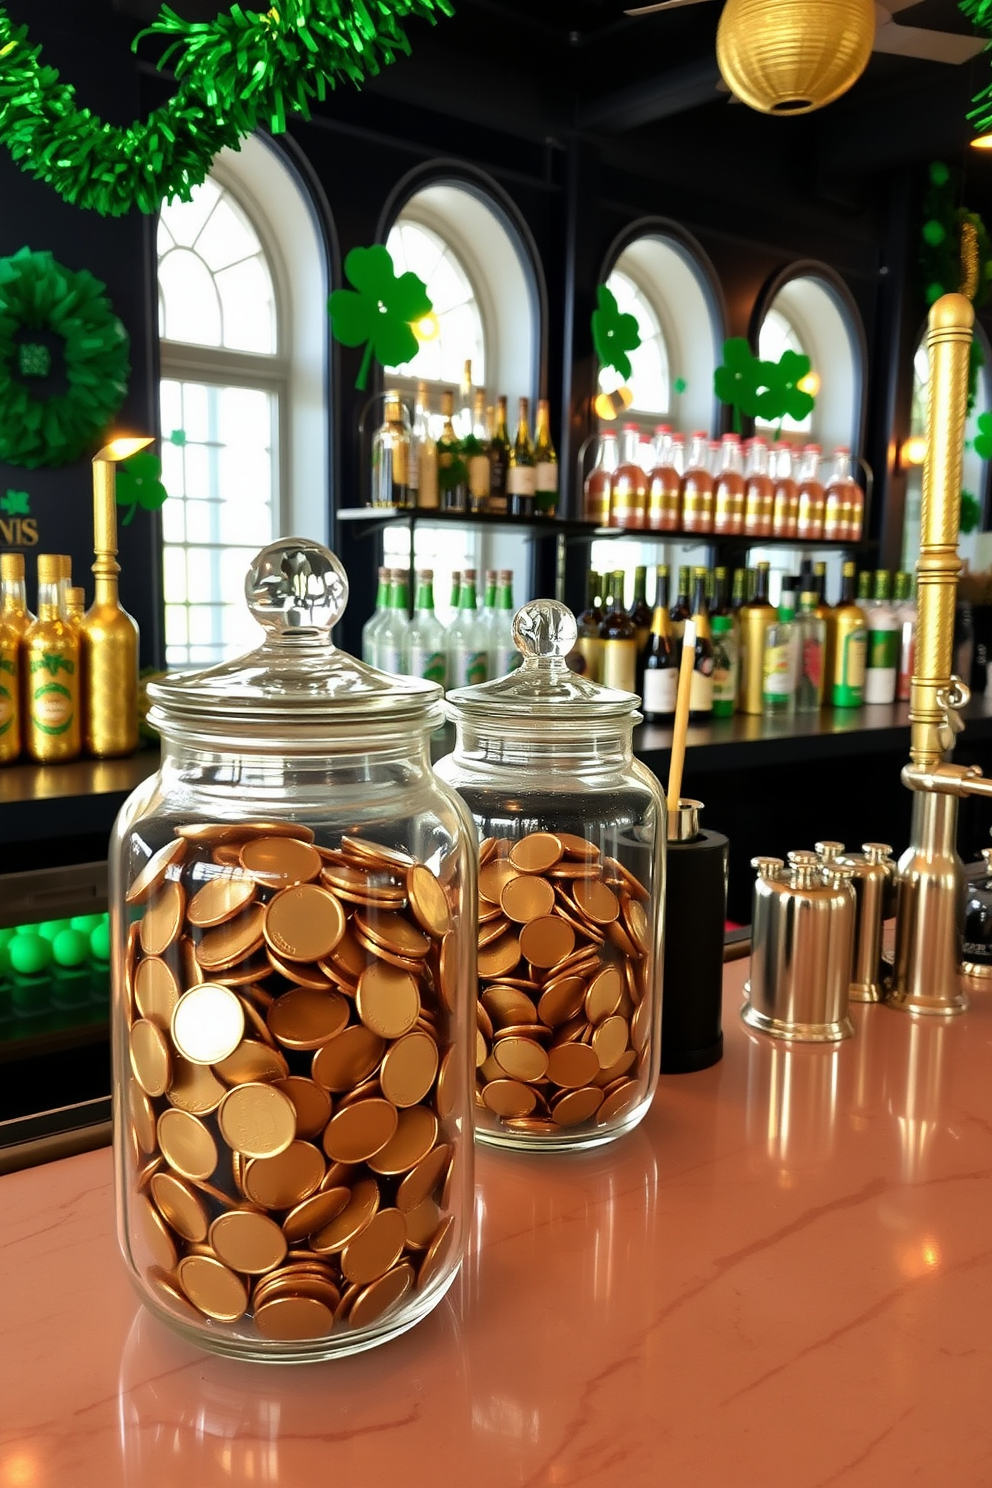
[{"x1": 362, "y1": 566, "x2": 522, "y2": 691}]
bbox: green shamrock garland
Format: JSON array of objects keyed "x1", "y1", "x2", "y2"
[
  {"x1": 0, "y1": 247, "x2": 130, "y2": 469},
  {"x1": 591, "y1": 285, "x2": 641, "y2": 382},
  {"x1": 0, "y1": 1, "x2": 453, "y2": 218},
  {"x1": 713, "y1": 338, "x2": 816, "y2": 434},
  {"x1": 960, "y1": 1, "x2": 992, "y2": 134},
  {"x1": 919, "y1": 160, "x2": 991, "y2": 413},
  {"x1": 328, "y1": 244, "x2": 433, "y2": 391},
  {"x1": 116, "y1": 450, "x2": 169, "y2": 525},
  {"x1": 961, "y1": 489, "x2": 982, "y2": 533}
]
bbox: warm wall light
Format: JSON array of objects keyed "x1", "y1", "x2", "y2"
[
  {"x1": 797, "y1": 370, "x2": 820, "y2": 397},
  {"x1": 900, "y1": 435, "x2": 927, "y2": 467},
  {"x1": 412, "y1": 312, "x2": 440, "y2": 343},
  {"x1": 593, "y1": 387, "x2": 634, "y2": 420},
  {"x1": 971, "y1": 133, "x2": 992, "y2": 151}
]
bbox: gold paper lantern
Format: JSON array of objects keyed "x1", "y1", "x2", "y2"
[{"x1": 716, "y1": 0, "x2": 875, "y2": 116}]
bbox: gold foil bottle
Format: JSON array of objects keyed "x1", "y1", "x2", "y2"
[
  {"x1": 65, "y1": 587, "x2": 86, "y2": 626},
  {"x1": 0, "y1": 617, "x2": 20, "y2": 763},
  {"x1": 738, "y1": 560, "x2": 775, "y2": 715},
  {"x1": 79, "y1": 442, "x2": 144, "y2": 757},
  {"x1": 23, "y1": 552, "x2": 81, "y2": 762},
  {"x1": 0, "y1": 552, "x2": 35, "y2": 641}
]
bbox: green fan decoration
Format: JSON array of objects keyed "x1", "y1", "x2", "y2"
[
  {"x1": 116, "y1": 449, "x2": 169, "y2": 525},
  {"x1": 0, "y1": 247, "x2": 130, "y2": 469},
  {"x1": 0, "y1": 0, "x2": 453, "y2": 218},
  {"x1": 328, "y1": 244, "x2": 433, "y2": 391},
  {"x1": 591, "y1": 285, "x2": 641, "y2": 382},
  {"x1": 713, "y1": 337, "x2": 816, "y2": 434}
]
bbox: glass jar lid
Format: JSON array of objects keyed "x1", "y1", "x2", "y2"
[
  {"x1": 147, "y1": 539, "x2": 441, "y2": 742},
  {"x1": 446, "y1": 599, "x2": 639, "y2": 723}
]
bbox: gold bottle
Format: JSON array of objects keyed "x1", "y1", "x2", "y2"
[
  {"x1": 80, "y1": 444, "x2": 142, "y2": 757},
  {"x1": 0, "y1": 552, "x2": 35, "y2": 641},
  {"x1": 0, "y1": 617, "x2": 20, "y2": 764},
  {"x1": 829, "y1": 559, "x2": 868, "y2": 708},
  {"x1": 23, "y1": 552, "x2": 81, "y2": 762},
  {"x1": 65, "y1": 587, "x2": 86, "y2": 626},
  {"x1": 738, "y1": 560, "x2": 776, "y2": 714}
]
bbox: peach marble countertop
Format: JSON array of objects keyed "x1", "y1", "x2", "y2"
[{"x1": 2, "y1": 960, "x2": 991, "y2": 1488}]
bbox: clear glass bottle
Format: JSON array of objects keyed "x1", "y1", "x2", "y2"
[
  {"x1": 762, "y1": 603, "x2": 796, "y2": 717},
  {"x1": 491, "y1": 570, "x2": 520, "y2": 678},
  {"x1": 647, "y1": 424, "x2": 681, "y2": 532},
  {"x1": 507, "y1": 396, "x2": 536, "y2": 518},
  {"x1": 711, "y1": 614, "x2": 738, "y2": 718},
  {"x1": 436, "y1": 599, "x2": 665, "y2": 1152},
  {"x1": 771, "y1": 443, "x2": 798, "y2": 539},
  {"x1": 407, "y1": 569, "x2": 447, "y2": 688},
  {"x1": 533, "y1": 399, "x2": 558, "y2": 517},
  {"x1": 610, "y1": 424, "x2": 647, "y2": 531},
  {"x1": 583, "y1": 431, "x2": 618, "y2": 526},
  {"x1": 371, "y1": 396, "x2": 411, "y2": 509},
  {"x1": 713, "y1": 434, "x2": 745, "y2": 535},
  {"x1": 680, "y1": 432, "x2": 715, "y2": 535},
  {"x1": 823, "y1": 447, "x2": 852, "y2": 541},
  {"x1": 438, "y1": 391, "x2": 467, "y2": 514},
  {"x1": 377, "y1": 567, "x2": 410, "y2": 677},
  {"x1": 110, "y1": 540, "x2": 475, "y2": 1361},
  {"x1": 864, "y1": 569, "x2": 898, "y2": 705},
  {"x1": 895, "y1": 570, "x2": 916, "y2": 703},
  {"x1": 796, "y1": 444, "x2": 825, "y2": 540},
  {"x1": 795, "y1": 589, "x2": 826, "y2": 712},
  {"x1": 361, "y1": 566, "x2": 391, "y2": 667},
  {"x1": 447, "y1": 568, "x2": 488, "y2": 688}
]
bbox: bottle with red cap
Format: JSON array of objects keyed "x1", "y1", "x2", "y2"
[
  {"x1": 647, "y1": 424, "x2": 682, "y2": 532},
  {"x1": 583, "y1": 431, "x2": 618, "y2": 525},
  {"x1": 796, "y1": 444, "x2": 825, "y2": 540},
  {"x1": 713, "y1": 433, "x2": 745, "y2": 535},
  {"x1": 609, "y1": 423, "x2": 648, "y2": 530},
  {"x1": 771, "y1": 442, "x2": 798, "y2": 539},
  {"x1": 743, "y1": 437, "x2": 774, "y2": 538},
  {"x1": 680, "y1": 431, "x2": 715, "y2": 534}
]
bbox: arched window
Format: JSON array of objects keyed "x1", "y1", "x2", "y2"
[
  {"x1": 604, "y1": 268, "x2": 670, "y2": 416},
  {"x1": 385, "y1": 219, "x2": 485, "y2": 390},
  {"x1": 755, "y1": 271, "x2": 864, "y2": 455},
  {"x1": 756, "y1": 307, "x2": 812, "y2": 437}
]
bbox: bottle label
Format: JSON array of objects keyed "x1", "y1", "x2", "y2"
[
  {"x1": 418, "y1": 449, "x2": 438, "y2": 509},
  {"x1": 494, "y1": 647, "x2": 522, "y2": 678},
  {"x1": 601, "y1": 639, "x2": 637, "y2": 692},
  {"x1": 490, "y1": 454, "x2": 507, "y2": 495},
  {"x1": 378, "y1": 645, "x2": 403, "y2": 676},
  {"x1": 843, "y1": 629, "x2": 867, "y2": 688},
  {"x1": 868, "y1": 626, "x2": 899, "y2": 671},
  {"x1": 643, "y1": 667, "x2": 678, "y2": 716},
  {"x1": 689, "y1": 664, "x2": 714, "y2": 713},
  {"x1": 572, "y1": 636, "x2": 603, "y2": 683},
  {"x1": 468, "y1": 454, "x2": 490, "y2": 498},
  {"x1": 507, "y1": 465, "x2": 535, "y2": 496},
  {"x1": 408, "y1": 444, "x2": 420, "y2": 491},
  {"x1": 32, "y1": 682, "x2": 74, "y2": 735},
  {"x1": 535, "y1": 462, "x2": 558, "y2": 493},
  {"x1": 409, "y1": 647, "x2": 446, "y2": 687},
  {"x1": 712, "y1": 637, "x2": 738, "y2": 704},
  {"x1": 763, "y1": 642, "x2": 793, "y2": 697},
  {"x1": 0, "y1": 682, "x2": 14, "y2": 736},
  {"x1": 452, "y1": 649, "x2": 488, "y2": 688},
  {"x1": 802, "y1": 637, "x2": 823, "y2": 690}
]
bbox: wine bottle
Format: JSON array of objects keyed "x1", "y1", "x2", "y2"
[
  {"x1": 533, "y1": 398, "x2": 558, "y2": 517},
  {"x1": 641, "y1": 566, "x2": 677, "y2": 722},
  {"x1": 670, "y1": 565, "x2": 692, "y2": 642},
  {"x1": 628, "y1": 564, "x2": 652, "y2": 653},
  {"x1": 507, "y1": 396, "x2": 536, "y2": 518},
  {"x1": 438, "y1": 390, "x2": 467, "y2": 514},
  {"x1": 371, "y1": 395, "x2": 410, "y2": 509},
  {"x1": 488, "y1": 396, "x2": 511, "y2": 515},
  {"x1": 739, "y1": 560, "x2": 775, "y2": 715},
  {"x1": 570, "y1": 569, "x2": 604, "y2": 681},
  {"x1": 688, "y1": 567, "x2": 714, "y2": 720},
  {"x1": 830, "y1": 560, "x2": 868, "y2": 708},
  {"x1": 407, "y1": 570, "x2": 447, "y2": 688},
  {"x1": 599, "y1": 570, "x2": 638, "y2": 693},
  {"x1": 465, "y1": 391, "x2": 491, "y2": 514},
  {"x1": 584, "y1": 432, "x2": 618, "y2": 525}
]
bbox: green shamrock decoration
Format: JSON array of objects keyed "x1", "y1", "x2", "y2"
[
  {"x1": 973, "y1": 411, "x2": 992, "y2": 460},
  {"x1": 116, "y1": 449, "x2": 168, "y2": 526},
  {"x1": 17, "y1": 341, "x2": 50, "y2": 378},
  {"x1": 168, "y1": 428, "x2": 187, "y2": 447},
  {"x1": 328, "y1": 245, "x2": 433, "y2": 392},
  {"x1": 760, "y1": 349, "x2": 816, "y2": 426},
  {"x1": 714, "y1": 339, "x2": 816, "y2": 433},
  {"x1": 591, "y1": 285, "x2": 641, "y2": 382},
  {"x1": 0, "y1": 488, "x2": 30, "y2": 515},
  {"x1": 673, "y1": 376, "x2": 687, "y2": 395},
  {"x1": 961, "y1": 489, "x2": 982, "y2": 534}
]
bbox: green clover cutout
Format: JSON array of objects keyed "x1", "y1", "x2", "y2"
[
  {"x1": 673, "y1": 376, "x2": 687, "y2": 395},
  {"x1": 1, "y1": 488, "x2": 30, "y2": 515},
  {"x1": 974, "y1": 411, "x2": 992, "y2": 460},
  {"x1": 760, "y1": 349, "x2": 816, "y2": 426},
  {"x1": 591, "y1": 285, "x2": 641, "y2": 382},
  {"x1": 961, "y1": 489, "x2": 982, "y2": 534},
  {"x1": 17, "y1": 342, "x2": 51, "y2": 378},
  {"x1": 168, "y1": 428, "x2": 187, "y2": 447},
  {"x1": 116, "y1": 450, "x2": 168, "y2": 526},
  {"x1": 713, "y1": 339, "x2": 767, "y2": 430},
  {"x1": 328, "y1": 245, "x2": 433, "y2": 392}
]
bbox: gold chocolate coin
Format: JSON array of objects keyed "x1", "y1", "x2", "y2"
[
  {"x1": 482, "y1": 1079, "x2": 537, "y2": 1118},
  {"x1": 218, "y1": 1081, "x2": 297, "y2": 1158},
  {"x1": 265, "y1": 949, "x2": 338, "y2": 991},
  {"x1": 624, "y1": 898, "x2": 649, "y2": 955},
  {"x1": 146, "y1": 1265, "x2": 203, "y2": 1323},
  {"x1": 509, "y1": 832, "x2": 563, "y2": 874},
  {"x1": 482, "y1": 985, "x2": 538, "y2": 1026},
  {"x1": 367, "y1": 1106, "x2": 438, "y2": 1175},
  {"x1": 572, "y1": 878, "x2": 621, "y2": 925},
  {"x1": 255, "y1": 1295, "x2": 335, "y2": 1340},
  {"x1": 324, "y1": 927, "x2": 366, "y2": 985},
  {"x1": 167, "y1": 1054, "x2": 226, "y2": 1114},
  {"x1": 406, "y1": 865, "x2": 451, "y2": 938},
  {"x1": 264, "y1": 883, "x2": 346, "y2": 963},
  {"x1": 195, "y1": 903, "x2": 266, "y2": 971},
  {"x1": 186, "y1": 873, "x2": 256, "y2": 928},
  {"x1": 274, "y1": 1076, "x2": 332, "y2": 1138},
  {"x1": 150, "y1": 1171, "x2": 209, "y2": 1243},
  {"x1": 537, "y1": 975, "x2": 586, "y2": 1026},
  {"x1": 592, "y1": 1014, "x2": 629, "y2": 1069},
  {"x1": 402, "y1": 1197, "x2": 440, "y2": 1250},
  {"x1": 518, "y1": 916, "x2": 575, "y2": 969},
  {"x1": 130, "y1": 1019, "x2": 171, "y2": 1097},
  {"x1": 214, "y1": 1038, "x2": 289, "y2": 1085},
  {"x1": 342, "y1": 835, "x2": 415, "y2": 870},
  {"x1": 356, "y1": 962, "x2": 420, "y2": 1040},
  {"x1": 134, "y1": 957, "x2": 181, "y2": 1028},
  {"x1": 379, "y1": 1031, "x2": 439, "y2": 1108},
  {"x1": 354, "y1": 909, "x2": 430, "y2": 960},
  {"x1": 435, "y1": 1046, "x2": 459, "y2": 1121},
  {"x1": 499, "y1": 874, "x2": 555, "y2": 924},
  {"x1": 395, "y1": 1142, "x2": 451, "y2": 1212},
  {"x1": 242, "y1": 1141, "x2": 325, "y2": 1209},
  {"x1": 172, "y1": 983, "x2": 245, "y2": 1065},
  {"x1": 558, "y1": 832, "x2": 600, "y2": 861},
  {"x1": 266, "y1": 987, "x2": 349, "y2": 1050},
  {"x1": 209, "y1": 1209, "x2": 288, "y2": 1273},
  {"x1": 493, "y1": 1036, "x2": 549, "y2": 1083},
  {"x1": 418, "y1": 1213, "x2": 455, "y2": 1292},
  {"x1": 597, "y1": 1079, "x2": 643, "y2": 1124},
  {"x1": 585, "y1": 965, "x2": 623, "y2": 1025},
  {"x1": 282, "y1": 1186, "x2": 351, "y2": 1244},
  {"x1": 477, "y1": 932, "x2": 522, "y2": 980},
  {"x1": 240, "y1": 836, "x2": 322, "y2": 887},
  {"x1": 595, "y1": 1048, "x2": 637, "y2": 1086},
  {"x1": 127, "y1": 838, "x2": 186, "y2": 905},
  {"x1": 348, "y1": 1263, "x2": 414, "y2": 1329},
  {"x1": 139, "y1": 881, "x2": 185, "y2": 957},
  {"x1": 311, "y1": 1176, "x2": 380, "y2": 1252},
  {"x1": 177, "y1": 1254, "x2": 248, "y2": 1322},
  {"x1": 547, "y1": 1041, "x2": 600, "y2": 1089},
  {"x1": 135, "y1": 1193, "x2": 178, "y2": 1271},
  {"x1": 323, "y1": 1098, "x2": 398, "y2": 1164},
  {"x1": 340, "y1": 1207, "x2": 407, "y2": 1285},
  {"x1": 157, "y1": 1108, "x2": 218, "y2": 1180},
  {"x1": 631, "y1": 998, "x2": 652, "y2": 1053},
  {"x1": 130, "y1": 1080, "x2": 158, "y2": 1154},
  {"x1": 312, "y1": 1025, "x2": 385, "y2": 1092},
  {"x1": 479, "y1": 915, "x2": 511, "y2": 949},
  {"x1": 553, "y1": 1086, "x2": 604, "y2": 1127},
  {"x1": 478, "y1": 859, "x2": 520, "y2": 905}
]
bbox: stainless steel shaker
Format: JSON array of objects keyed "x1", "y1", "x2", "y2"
[{"x1": 841, "y1": 843, "x2": 895, "y2": 1003}]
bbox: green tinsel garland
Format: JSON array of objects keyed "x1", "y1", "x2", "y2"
[
  {"x1": 0, "y1": 247, "x2": 130, "y2": 469},
  {"x1": 961, "y1": 1, "x2": 992, "y2": 133},
  {"x1": 0, "y1": 0, "x2": 453, "y2": 218},
  {"x1": 919, "y1": 161, "x2": 992, "y2": 413}
]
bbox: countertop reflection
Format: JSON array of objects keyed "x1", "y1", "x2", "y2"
[{"x1": 2, "y1": 961, "x2": 990, "y2": 1488}]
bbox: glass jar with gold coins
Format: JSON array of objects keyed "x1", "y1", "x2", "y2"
[
  {"x1": 435, "y1": 599, "x2": 665, "y2": 1151},
  {"x1": 110, "y1": 540, "x2": 476, "y2": 1361}
]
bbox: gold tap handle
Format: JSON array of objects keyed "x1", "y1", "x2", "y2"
[{"x1": 910, "y1": 293, "x2": 975, "y2": 770}]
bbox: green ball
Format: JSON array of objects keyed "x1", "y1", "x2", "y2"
[
  {"x1": 70, "y1": 913, "x2": 105, "y2": 933},
  {"x1": 89, "y1": 920, "x2": 111, "y2": 962},
  {"x1": 53, "y1": 928, "x2": 91, "y2": 968},
  {"x1": 0, "y1": 927, "x2": 14, "y2": 950},
  {"x1": 930, "y1": 161, "x2": 950, "y2": 187},
  {"x1": 926, "y1": 281, "x2": 946, "y2": 305},
  {"x1": 922, "y1": 219, "x2": 946, "y2": 247},
  {"x1": 37, "y1": 918, "x2": 71, "y2": 942},
  {"x1": 10, "y1": 933, "x2": 53, "y2": 975},
  {"x1": 0, "y1": 943, "x2": 11, "y2": 975}
]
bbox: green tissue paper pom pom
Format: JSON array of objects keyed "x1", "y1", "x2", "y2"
[
  {"x1": 923, "y1": 219, "x2": 947, "y2": 247},
  {"x1": 89, "y1": 921, "x2": 111, "y2": 962},
  {"x1": 10, "y1": 933, "x2": 53, "y2": 975},
  {"x1": 71, "y1": 913, "x2": 105, "y2": 933},
  {"x1": 926, "y1": 282, "x2": 946, "y2": 306},
  {"x1": 37, "y1": 918, "x2": 71, "y2": 942},
  {"x1": 0, "y1": 944, "x2": 11, "y2": 975},
  {"x1": 930, "y1": 162, "x2": 950, "y2": 186},
  {"x1": 0, "y1": 927, "x2": 14, "y2": 950},
  {"x1": 53, "y1": 929, "x2": 91, "y2": 969}
]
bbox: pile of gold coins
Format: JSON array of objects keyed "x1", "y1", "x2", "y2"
[
  {"x1": 473, "y1": 830, "x2": 654, "y2": 1138},
  {"x1": 124, "y1": 820, "x2": 462, "y2": 1344}
]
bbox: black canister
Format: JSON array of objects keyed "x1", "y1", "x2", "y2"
[{"x1": 660, "y1": 799, "x2": 728, "y2": 1073}]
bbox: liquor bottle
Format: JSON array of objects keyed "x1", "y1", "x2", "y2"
[
  {"x1": 0, "y1": 615, "x2": 19, "y2": 764},
  {"x1": 771, "y1": 443, "x2": 798, "y2": 539},
  {"x1": 457, "y1": 360, "x2": 474, "y2": 439},
  {"x1": 378, "y1": 568, "x2": 410, "y2": 676},
  {"x1": 0, "y1": 552, "x2": 35, "y2": 641},
  {"x1": 830, "y1": 560, "x2": 868, "y2": 708},
  {"x1": 713, "y1": 434, "x2": 745, "y2": 535},
  {"x1": 795, "y1": 589, "x2": 826, "y2": 713},
  {"x1": 730, "y1": 567, "x2": 747, "y2": 614},
  {"x1": 708, "y1": 440, "x2": 722, "y2": 477},
  {"x1": 864, "y1": 569, "x2": 898, "y2": 705},
  {"x1": 448, "y1": 570, "x2": 462, "y2": 619},
  {"x1": 688, "y1": 568, "x2": 714, "y2": 721},
  {"x1": 362, "y1": 566, "x2": 392, "y2": 666},
  {"x1": 670, "y1": 565, "x2": 692, "y2": 642},
  {"x1": 65, "y1": 587, "x2": 86, "y2": 629},
  {"x1": 743, "y1": 437, "x2": 774, "y2": 538},
  {"x1": 895, "y1": 570, "x2": 916, "y2": 703},
  {"x1": 610, "y1": 424, "x2": 647, "y2": 530},
  {"x1": 491, "y1": 571, "x2": 520, "y2": 677},
  {"x1": 438, "y1": 390, "x2": 467, "y2": 513},
  {"x1": 407, "y1": 570, "x2": 447, "y2": 688},
  {"x1": 823, "y1": 447, "x2": 853, "y2": 541},
  {"x1": 739, "y1": 560, "x2": 776, "y2": 715},
  {"x1": 796, "y1": 444, "x2": 825, "y2": 540},
  {"x1": 507, "y1": 396, "x2": 536, "y2": 518},
  {"x1": 371, "y1": 395, "x2": 410, "y2": 509},
  {"x1": 56, "y1": 554, "x2": 72, "y2": 617},
  {"x1": 762, "y1": 603, "x2": 796, "y2": 717},
  {"x1": 80, "y1": 458, "x2": 139, "y2": 758},
  {"x1": 847, "y1": 460, "x2": 865, "y2": 542},
  {"x1": 647, "y1": 425, "x2": 681, "y2": 533},
  {"x1": 857, "y1": 569, "x2": 872, "y2": 605},
  {"x1": 680, "y1": 432, "x2": 715, "y2": 534},
  {"x1": 599, "y1": 570, "x2": 638, "y2": 692},
  {"x1": 411, "y1": 382, "x2": 437, "y2": 511},
  {"x1": 24, "y1": 553, "x2": 80, "y2": 763},
  {"x1": 710, "y1": 613, "x2": 736, "y2": 717},
  {"x1": 488, "y1": 396, "x2": 511, "y2": 515},
  {"x1": 482, "y1": 568, "x2": 498, "y2": 629},
  {"x1": 447, "y1": 568, "x2": 488, "y2": 688},
  {"x1": 465, "y1": 392, "x2": 491, "y2": 514},
  {"x1": 570, "y1": 570, "x2": 604, "y2": 681},
  {"x1": 628, "y1": 565, "x2": 652, "y2": 652},
  {"x1": 712, "y1": 566, "x2": 730, "y2": 616},
  {"x1": 533, "y1": 399, "x2": 558, "y2": 517},
  {"x1": 584, "y1": 431, "x2": 618, "y2": 525},
  {"x1": 641, "y1": 567, "x2": 677, "y2": 723}
]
